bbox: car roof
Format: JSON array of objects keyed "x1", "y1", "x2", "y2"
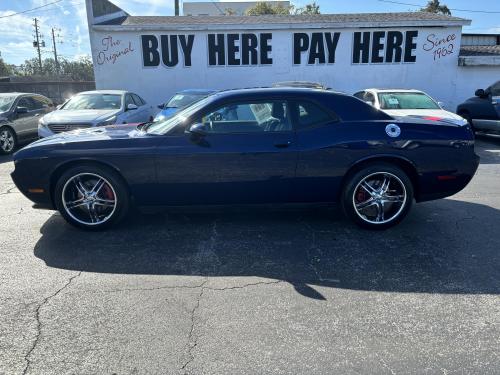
[
  {"x1": 212, "y1": 87, "x2": 346, "y2": 99},
  {"x1": 364, "y1": 88, "x2": 425, "y2": 93},
  {"x1": 77, "y1": 90, "x2": 128, "y2": 95},
  {"x1": 0, "y1": 92, "x2": 44, "y2": 97},
  {"x1": 176, "y1": 89, "x2": 217, "y2": 95}
]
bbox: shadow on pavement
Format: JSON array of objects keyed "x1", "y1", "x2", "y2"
[
  {"x1": 476, "y1": 136, "x2": 500, "y2": 165},
  {"x1": 34, "y1": 198, "x2": 500, "y2": 300}
]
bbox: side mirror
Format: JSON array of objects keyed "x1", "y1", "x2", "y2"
[
  {"x1": 127, "y1": 103, "x2": 138, "y2": 111},
  {"x1": 16, "y1": 106, "x2": 28, "y2": 114},
  {"x1": 475, "y1": 89, "x2": 486, "y2": 98},
  {"x1": 186, "y1": 123, "x2": 208, "y2": 136},
  {"x1": 157, "y1": 104, "x2": 164, "y2": 110}
]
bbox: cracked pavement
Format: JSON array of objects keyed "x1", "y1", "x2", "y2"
[{"x1": 1, "y1": 137, "x2": 499, "y2": 374}]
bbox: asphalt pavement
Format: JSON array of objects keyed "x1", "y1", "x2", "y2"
[{"x1": 0, "y1": 137, "x2": 499, "y2": 374}]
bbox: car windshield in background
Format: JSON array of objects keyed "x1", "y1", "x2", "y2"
[
  {"x1": 378, "y1": 92, "x2": 440, "y2": 110},
  {"x1": 62, "y1": 94, "x2": 122, "y2": 110},
  {"x1": 166, "y1": 94, "x2": 205, "y2": 109},
  {"x1": 146, "y1": 96, "x2": 213, "y2": 135},
  {"x1": 0, "y1": 95, "x2": 16, "y2": 112}
]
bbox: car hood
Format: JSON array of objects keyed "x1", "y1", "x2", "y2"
[
  {"x1": 22, "y1": 123, "x2": 144, "y2": 149},
  {"x1": 41, "y1": 109, "x2": 121, "y2": 123},
  {"x1": 383, "y1": 109, "x2": 467, "y2": 125}
]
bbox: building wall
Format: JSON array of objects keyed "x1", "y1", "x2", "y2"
[
  {"x1": 90, "y1": 25, "x2": 498, "y2": 110},
  {"x1": 183, "y1": 1, "x2": 290, "y2": 16}
]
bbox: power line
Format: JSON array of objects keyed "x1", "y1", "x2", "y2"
[
  {"x1": 378, "y1": 0, "x2": 500, "y2": 14},
  {"x1": 0, "y1": 0, "x2": 64, "y2": 19}
]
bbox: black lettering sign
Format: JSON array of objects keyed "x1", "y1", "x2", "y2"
[
  {"x1": 386, "y1": 31, "x2": 403, "y2": 63},
  {"x1": 308, "y1": 33, "x2": 325, "y2": 64},
  {"x1": 404, "y1": 31, "x2": 418, "y2": 63},
  {"x1": 241, "y1": 33, "x2": 258, "y2": 65},
  {"x1": 227, "y1": 34, "x2": 240, "y2": 66},
  {"x1": 324, "y1": 32, "x2": 340, "y2": 63},
  {"x1": 161, "y1": 35, "x2": 178, "y2": 67},
  {"x1": 260, "y1": 33, "x2": 273, "y2": 65},
  {"x1": 293, "y1": 33, "x2": 309, "y2": 65},
  {"x1": 353, "y1": 32, "x2": 371, "y2": 64},
  {"x1": 371, "y1": 31, "x2": 385, "y2": 63},
  {"x1": 179, "y1": 35, "x2": 194, "y2": 66},
  {"x1": 141, "y1": 35, "x2": 160, "y2": 67},
  {"x1": 208, "y1": 34, "x2": 225, "y2": 66}
]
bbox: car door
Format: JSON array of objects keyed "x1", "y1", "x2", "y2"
[
  {"x1": 131, "y1": 93, "x2": 149, "y2": 122},
  {"x1": 154, "y1": 99, "x2": 298, "y2": 206},
  {"x1": 11, "y1": 96, "x2": 43, "y2": 140},
  {"x1": 122, "y1": 94, "x2": 138, "y2": 123},
  {"x1": 291, "y1": 99, "x2": 344, "y2": 203}
]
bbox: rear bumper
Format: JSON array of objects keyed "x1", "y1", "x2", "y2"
[{"x1": 418, "y1": 153, "x2": 480, "y2": 202}]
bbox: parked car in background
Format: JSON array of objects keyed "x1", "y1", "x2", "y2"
[
  {"x1": 38, "y1": 90, "x2": 156, "y2": 138},
  {"x1": 12, "y1": 88, "x2": 478, "y2": 230},
  {"x1": 154, "y1": 89, "x2": 216, "y2": 122},
  {"x1": 457, "y1": 81, "x2": 500, "y2": 135},
  {"x1": 0, "y1": 93, "x2": 54, "y2": 154},
  {"x1": 353, "y1": 89, "x2": 467, "y2": 126},
  {"x1": 273, "y1": 81, "x2": 329, "y2": 90}
]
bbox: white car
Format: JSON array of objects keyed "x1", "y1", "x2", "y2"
[
  {"x1": 38, "y1": 90, "x2": 157, "y2": 138},
  {"x1": 353, "y1": 89, "x2": 467, "y2": 126}
]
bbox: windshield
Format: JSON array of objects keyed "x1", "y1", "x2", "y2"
[
  {"x1": 378, "y1": 92, "x2": 440, "y2": 110},
  {"x1": 147, "y1": 96, "x2": 214, "y2": 135},
  {"x1": 0, "y1": 95, "x2": 16, "y2": 112},
  {"x1": 62, "y1": 93, "x2": 122, "y2": 110},
  {"x1": 166, "y1": 93, "x2": 206, "y2": 109}
]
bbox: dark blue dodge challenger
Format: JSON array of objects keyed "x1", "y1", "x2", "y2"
[{"x1": 11, "y1": 88, "x2": 479, "y2": 230}]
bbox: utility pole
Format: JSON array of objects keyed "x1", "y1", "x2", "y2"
[
  {"x1": 33, "y1": 18, "x2": 43, "y2": 73},
  {"x1": 51, "y1": 28, "x2": 60, "y2": 74},
  {"x1": 175, "y1": 0, "x2": 179, "y2": 16}
]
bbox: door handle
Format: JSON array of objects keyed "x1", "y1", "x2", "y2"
[{"x1": 274, "y1": 141, "x2": 291, "y2": 149}]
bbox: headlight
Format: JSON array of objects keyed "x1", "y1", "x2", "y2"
[
  {"x1": 154, "y1": 115, "x2": 165, "y2": 122},
  {"x1": 97, "y1": 115, "x2": 117, "y2": 127}
]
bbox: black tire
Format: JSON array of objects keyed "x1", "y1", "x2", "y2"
[
  {"x1": 0, "y1": 126, "x2": 17, "y2": 155},
  {"x1": 341, "y1": 163, "x2": 414, "y2": 230},
  {"x1": 54, "y1": 164, "x2": 130, "y2": 230}
]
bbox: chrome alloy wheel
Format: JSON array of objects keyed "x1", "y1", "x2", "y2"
[
  {"x1": 352, "y1": 172, "x2": 407, "y2": 225},
  {"x1": 0, "y1": 129, "x2": 15, "y2": 153},
  {"x1": 62, "y1": 173, "x2": 117, "y2": 226}
]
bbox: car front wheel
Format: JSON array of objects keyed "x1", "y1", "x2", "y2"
[
  {"x1": 0, "y1": 127, "x2": 17, "y2": 155},
  {"x1": 342, "y1": 163, "x2": 414, "y2": 229},
  {"x1": 54, "y1": 165, "x2": 129, "y2": 230}
]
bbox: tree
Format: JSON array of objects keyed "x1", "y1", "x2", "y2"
[
  {"x1": 245, "y1": 2, "x2": 291, "y2": 15},
  {"x1": 15, "y1": 56, "x2": 94, "y2": 80},
  {"x1": 421, "y1": 0, "x2": 451, "y2": 15},
  {"x1": 294, "y1": 2, "x2": 320, "y2": 15},
  {"x1": 0, "y1": 57, "x2": 14, "y2": 76}
]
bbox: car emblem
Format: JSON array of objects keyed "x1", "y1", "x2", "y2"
[{"x1": 385, "y1": 124, "x2": 401, "y2": 138}]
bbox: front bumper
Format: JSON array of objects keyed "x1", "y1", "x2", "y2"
[
  {"x1": 11, "y1": 162, "x2": 55, "y2": 209},
  {"x1": 38, "y1": 124, "x2": 54, "y2": 138}
]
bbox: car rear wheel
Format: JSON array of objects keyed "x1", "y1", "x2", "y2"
[
  {"x1": 54, "y1": 165, "x2": 129, "y2": 230},
  {"x1": 342, "y1": 163, "x2": 414, "y2": 230},
  {"x1": 0, "y1": 127, "x2": 17, "y2": 155}
]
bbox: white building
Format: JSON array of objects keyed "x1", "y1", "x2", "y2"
[
  {"x1": 183, "y1": 1, "x2": 291, "y2": 16},
  {"x1": 86, "y1": 0, "x2": 500, "y2": 110}
]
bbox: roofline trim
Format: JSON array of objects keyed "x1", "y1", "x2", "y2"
[{"x1": 93, "y1": 19, "x2": 470, "y2": 32}]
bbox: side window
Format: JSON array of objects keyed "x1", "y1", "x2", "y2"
[
  {"x1": 125, "y1": 94, "x2": 135, "y2": 108},
  {"x1": 293, "y1": 101, "x2": 336, "y2": 130},
  {"x1": 31, "y1": 96, "x2": 49, "y2": 109},
  {"x1": 353, "y1": 91, "x2": 365, "y2": 100},
  {"x1": 489, "y1": 82, "x2": 500, "y2": 96},
  {"x1": 200, "y1": 101, "x2": 290, "y2": 133},
  {"x1": 17, "y1": 97, "x2": 36, "y2": 111},
  {"x1": 132, "y1": 94, "x2": 145, "y2": 106}
]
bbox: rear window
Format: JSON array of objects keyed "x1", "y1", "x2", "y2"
[{"x1": 293, "y1": 101, "x2": 335, "y2": 129}]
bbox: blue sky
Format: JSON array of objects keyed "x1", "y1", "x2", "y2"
[{"x1": 0, "y1": 0, "x2": 499, "y2": 66}]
